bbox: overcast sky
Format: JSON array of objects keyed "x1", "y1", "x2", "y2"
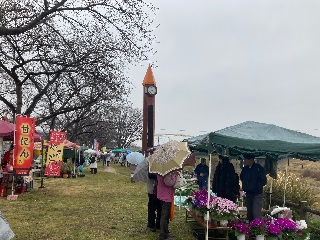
[{"x1": 128, "y1": 0, "x2": 320, "y2": 145}]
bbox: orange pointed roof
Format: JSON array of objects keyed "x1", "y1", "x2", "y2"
[{"x1": 142, "y1": 64, "x2": 156, "y2": 86}]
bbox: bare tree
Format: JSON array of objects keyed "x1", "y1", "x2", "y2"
[
  {"x1": 104, "y1": 103, "x2": 142, "y2": 148},
  {"x1": 50, "y1": 101, "x2": 142, "y2": 149},
  {"x1": 0, "y1": 1, "x2": 156, "y2": 126}
]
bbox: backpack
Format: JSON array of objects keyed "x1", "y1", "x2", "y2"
[{"x1": 90, "y1": 157, "x2": 96, "y2": 164}]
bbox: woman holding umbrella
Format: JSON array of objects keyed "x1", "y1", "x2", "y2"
[
  {"x1": 156, "y1": 170, "x2": 178, "y2": 240},
  {"x1": 148, "y1": 141, "x2": 191, "y2": 240}
]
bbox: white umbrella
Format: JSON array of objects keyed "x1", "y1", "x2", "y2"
[
  {"x1": 126, "y1": 152, "x2": 145, "y2": 165},
  {"x1": 132, "y1": 158, "x2": 148, "y2": 183},
  {"x1": 83, "y1": 149, "x2": 97, "y2": 155},
  {"x1": 0, "y1": 211, "x2": 15, "y2": 239},
  {"x1": 149, "y1": 141, "x2": 191, "y2": 176}
]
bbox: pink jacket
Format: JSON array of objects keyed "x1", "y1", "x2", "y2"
[{"x1": 157, "y1": 172, "x2": 177, "y2": 203}]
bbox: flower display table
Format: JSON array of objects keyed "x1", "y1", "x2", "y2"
[{"x1": 185, "y1": 208, "x2": 232, "y2": 240}]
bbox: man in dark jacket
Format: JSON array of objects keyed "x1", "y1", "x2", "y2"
[
  {"x1": 240, "y1": 153, "x2": 267, "y2": 221},
  {"x1": 212, "y1": 155, "x2": 239, "y2": 202},
  {"x1": 194, "y1": 158, "x2": 209, "y2": 190}
]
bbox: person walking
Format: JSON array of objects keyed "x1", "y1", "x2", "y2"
[
  {"x1": 212, "y1": 155, "x2": 240, "y2": 202},
  {"x1": 194, "y1": 158, "x2": 209, "y2": 190},
  {"x1": 89, "y1": 155, "x2": 97, "y2": 174},
  {"x1": 157, "y1": 171, "x2": 178, "y2": 240},
  {"x1": 240, "y1": 153, "x2": 267, "y2": 221}
]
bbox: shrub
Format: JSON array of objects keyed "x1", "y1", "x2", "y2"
[
  {"x1": 301, "y1": 170, "x2": 311, "y2": 178},
  {"x1": 264, "y1": 171, "x2": 317, "y2": 209}
]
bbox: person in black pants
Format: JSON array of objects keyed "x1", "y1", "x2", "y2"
[
  {"x1": 147, "y1": 173, "x2": 161, "y2": 232},
  {"x1": 240, "y1": 153, "x2": 267, "y2": 221}
]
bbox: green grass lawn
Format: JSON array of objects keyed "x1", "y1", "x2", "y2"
[{"x1": 0, "y1": 162, "x2": 199, "y2": 240}]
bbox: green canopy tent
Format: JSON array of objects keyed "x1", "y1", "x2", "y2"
[
  {"x1": 186, "y1": 121, "x2": 320, "y2": 161},
  {"x1": 186, "y1": 121, "x2": 320, "y2": 217},
  {"x1": 112, "y1": 148, "x2": 123, "y2": 154}
]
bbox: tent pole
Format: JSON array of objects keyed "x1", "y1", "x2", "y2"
[
  {"x1": 39, "y1": 140, "x2": 45, "y2": 188},
  {"x1": 74, "y1": 149, "x2": 76, "y2": 178},
  {"x1": 205, "y1": 153, "x2": 212, "y2": 240},
  {"x1": 11, "y1": 115, "x2": 17, "y2": 196},
  {"x1": 283, "y1": 166, "x2": 287, "y2": 207},
  {"x1": 269, "y1": 177, "x2": 273, "y2": 209}
]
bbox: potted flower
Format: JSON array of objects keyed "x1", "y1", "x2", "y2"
[
  {"x1": 273, "y1": 218, "x2": 298, "y2": 240},
  {"x1": 184, "y1": 190, "x2": 214, "y2": 217},
  {"x1": 295, "y1": 220, "x2": 309, "y2": 240},
  {"x1": 228, "y1": 221, "x2": 249, "y2": 240},
  {"x1": 265, "y1": 218, "x2": 282, "y2": 240},
  {"x1": 210, "y1": 196, "x2": 238, "y2": 225},
  {"x1": 248, "y1": 219, "x2": 267, "y2": 240},
  {"x1": 60, "y1": 162, "x2": 73, "y2": 178}
]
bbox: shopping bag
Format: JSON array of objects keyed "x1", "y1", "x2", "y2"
[{"x1": 169, "y1": 199, "x2": 175, "y2": 221}]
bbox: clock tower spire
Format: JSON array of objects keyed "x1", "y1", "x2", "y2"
[{"x1": 142, "y1": 65, "x2": 157, "y2": 155}]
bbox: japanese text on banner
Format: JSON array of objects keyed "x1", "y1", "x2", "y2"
[{"x1": 13, "y1": 116, "x2": 35, "y2": 175}]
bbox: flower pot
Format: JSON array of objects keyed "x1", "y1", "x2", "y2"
[
  {"x1": 256, "y1": 235, "x2": 265, "y2": 240},
  {"x1": 204, "y1": 213, "x2": 211, "y2": 222},
  {"x1": 237, "y1": 234, "x2": 246, "y2": 240},
  {"x1": 219, "y1": 220, "x2": 228, "y2": 226},
  {"x1": 266, "y1": 236, "x2": 278, "y2": 240}
]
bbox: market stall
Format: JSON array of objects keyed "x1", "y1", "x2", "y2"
[{"x1": 185, "y1": 121, "x2": 316, "y2": 239}]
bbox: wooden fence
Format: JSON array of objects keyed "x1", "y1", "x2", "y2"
[{"x1": 269, "y1": 195, "x2": 320, "y2": 234}]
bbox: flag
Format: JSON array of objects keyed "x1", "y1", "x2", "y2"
[
  {"x1": 44, "y1": 131, "x2": 66, "y2": 176},
  {"x1": 13, "y1": 116, "x2": 35, "y2": 175}
]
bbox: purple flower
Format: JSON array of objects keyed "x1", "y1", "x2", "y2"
[
  {"x1": 228, "y1": 222, "x2": 249, "y2": 235},
  {"x1": 266, "y1": 223, "x2": 281, "y2": 235},
  {"x1": 248, "y1": 219, "x2": 267, "y2": 235},
  {"x1": 187, "y1": 190, "x2": 238, "y2": 220},
  {"x1": 274, "y1": 218, "x2": 298, "y2": 232}
]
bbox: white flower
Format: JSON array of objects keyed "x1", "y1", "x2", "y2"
[
  {"x1": 270, "y1": 206, "x2": 290, "y2": 216},
  {"x1": 296, "y1": 220, "x2": 307, "y2": 230}
]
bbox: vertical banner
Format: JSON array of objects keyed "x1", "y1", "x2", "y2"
[
  {"x1": 13, "y1": 116, "x2": 36, "y2": 175},
  {"x1": 44, "y1": 131, "x2": 66, "y2": 176},
  {"x1": 93, "y1": 139, "x2": 98, "y2": 150},
  {"x1": 96, "y1": 142, "x2": 100, "y2": 153},
  {"x1": 93, "y1": 139, "x2": 99, "y2": 154}
]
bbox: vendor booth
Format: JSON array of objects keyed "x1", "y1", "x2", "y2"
[
  {"x1": 184, "y1": 121, "x2": 317, "y2": 239},
  {"x1": 186, "y1": 121, "x2": 320, "y2": 161}
]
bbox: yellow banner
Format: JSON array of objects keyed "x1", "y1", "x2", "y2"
[{"x1": 46, "y1": 143, "x2": 64, "y2": 164}]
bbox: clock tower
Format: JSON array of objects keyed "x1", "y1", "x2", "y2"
[{"x1": 142, "y1": 65, "x2": 157, "y2": 155}]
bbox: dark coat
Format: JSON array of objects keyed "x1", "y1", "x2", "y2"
[
  {"x1": 240, "y1": 162, "x2": 267, "y2": 197},
  {"x1": 194, "y1": 163, "x2": 209, "y2": 180},
  {"x1": 212, "y1": 160, "x2": 239, "y2": 202}
]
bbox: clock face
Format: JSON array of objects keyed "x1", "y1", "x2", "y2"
[{"x1": 147, "y1": 86, "x2": 157, "y2": 95}]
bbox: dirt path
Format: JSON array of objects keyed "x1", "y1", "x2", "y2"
[{"x1": 103, "y1": 166, "x2": 117, "y2": 174}]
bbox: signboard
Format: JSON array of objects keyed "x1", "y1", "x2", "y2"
[
  {"x1": 13, "y1": 116, "x2": 35, "y2": 175},
  {"x1": 44, "y1": 131, "x2": 66, "y2": 176}
]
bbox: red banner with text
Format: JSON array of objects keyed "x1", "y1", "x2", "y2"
[
  {"x1": 44, "y1": 131, "x2": 66, "y2": 176},
  {"x1": 13, "y1": 116, "x2": 35, "y2": 175}
]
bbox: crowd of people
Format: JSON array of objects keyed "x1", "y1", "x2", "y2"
[
  {"x1": 0, "y1": 141, "x2": 267, "y2": 240},
  {"x1": 192, "y1": 153, "x2": 267, "y2": 222},
  {"x1": 143, "y1": 149, "x2": 267, "y2": 240}
]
